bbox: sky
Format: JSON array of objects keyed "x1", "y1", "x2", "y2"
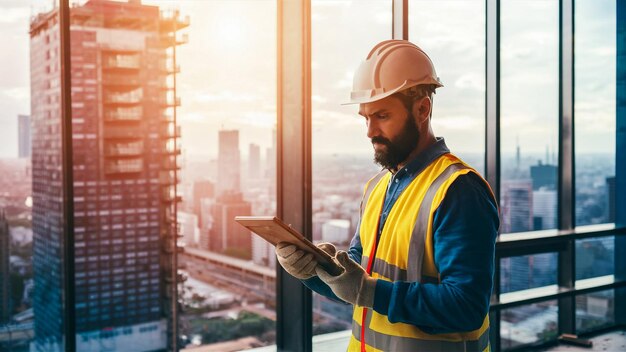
[{"x1": 0, "y1": 0, "x2": 617, "y2": 161}]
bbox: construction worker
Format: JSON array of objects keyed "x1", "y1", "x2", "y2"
[{"x1": 276, "y1": 40, "x2": 499, "y2": 351}]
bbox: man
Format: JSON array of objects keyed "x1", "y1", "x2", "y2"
[{"x1": 276, "y1": 40, "x2": 499, "y2": 351}]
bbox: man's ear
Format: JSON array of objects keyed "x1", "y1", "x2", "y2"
[{"x1": 412, "y1": 96, "x2": 431, "y2": 123}]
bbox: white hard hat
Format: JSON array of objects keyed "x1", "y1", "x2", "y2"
[{"x1": 344, "y1": 40, "x2": 443, "y2": 105}]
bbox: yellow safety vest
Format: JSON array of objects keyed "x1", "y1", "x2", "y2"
[{"x1": 348, "y1": 153, "x2": 493, "y2": 352}]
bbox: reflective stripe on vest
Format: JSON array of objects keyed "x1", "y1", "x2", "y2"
[
  {"x1": 352, "y1": 310, "x2": 490, "y2": 352},
  {"x1": 350, "y1": 154, "x2": 492, "y2": 352},
  {"x1": 359, "y1": 169, "x2": 388, "y2": 220}
]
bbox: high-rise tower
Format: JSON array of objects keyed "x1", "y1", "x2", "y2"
[
  {"x1": 17, "y1": 114, "x2": 31, "y2": 159},
  {"x1": 217, "y1": 130, "x2": 241, "y2": 196},
  {"x1": 29, "y1": 1, "x2": 187, "y2": 350}
]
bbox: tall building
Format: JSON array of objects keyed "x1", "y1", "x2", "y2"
[
  {"x1": 217, "y1": 130, "x2": 241, "y2": 196},
  {"x1": 18, "y1": 114, "x2": 31, "y2": 159},
  {"x1": 530, "y1": 161, "x2": 557, "y2": 190},
  {"x1": 192, "y1": 179, "x2": 214, "y2": 225},
  {"x1": 29, "y1": 1, "x2": 187, "y2": 350},
  {"x1": 209, "y1": 192, "x2": 252, "y2": 258},
  {"x1": 177, "y1": 211, "x2": 199, "y2": 246},
  {"x1": 501, "y1": 253, "x2": 557, "y2": 293},
  {"x1": 198, "y1": 198, "x2": 214, "y2": 250},
  {"x1": 607, "y1": 176, "x2": 615, "y2": 223},
  {"x1": 0, "y1": 210, "x2": 10, "y2": 324},
  {"x1": 501, "y1": 180, "x2": 533, "y2": 233},
  {"x1": 249, "y1": 143, "x2": 261, "y2": 179},
  {"x1": 252, "y1": 235, "x2": 276, "y2": 269},
  {"x1": 533, "y1": 188, "x2": 557, "y2": 230}
]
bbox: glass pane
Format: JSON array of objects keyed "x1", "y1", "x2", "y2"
[
  {"x1": 576, "y1": 237, "x2": 615, "y2": 280},
  {"x1": 500, "y1": 0, "x2": 559, "y2": 234},
  {"x1": 408, "y1": 0, "x2": 486, "y2": 175},
  {"x1": 500, "y1": 300, "x2": 558, "y2": 350},
  {"x1": 311, "y1": 0, "x2": 390, "y2": 337},
  {"x1": 574, "y1": 0, "x2": 616, "y2": 226},
  {"x1": 576, "y1": 290, "x2": 615, "y2": 334},
  {"x1": 500, "y1": 253, "x2": 557, "y2": 293},
  {"x1": 68, "y1": 0, "x2": 277, "y2": 350},
  {"x1": 67, "y1": 1, "x2": 177, "y2": 349}
]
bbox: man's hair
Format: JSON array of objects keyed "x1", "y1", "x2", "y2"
[{"x1": 392, "y1": 84, "x2": 437, "y2": 118}]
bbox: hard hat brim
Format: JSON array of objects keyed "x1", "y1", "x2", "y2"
[{"x1": 341, "y1": 80, "x2": 443, "y2": 106}]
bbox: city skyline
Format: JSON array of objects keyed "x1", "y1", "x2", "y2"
[{"x1": 0, "y1": 0, "x2": 620, "y2": 351}]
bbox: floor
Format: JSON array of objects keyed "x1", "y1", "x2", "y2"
[{"x1": 542, "y1": 330, "x2": 626, "y2": 351}]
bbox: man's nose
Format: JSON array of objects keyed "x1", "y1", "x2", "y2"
[{"x1": 366, "y1": 119, "x2": 378, "y2": 140}]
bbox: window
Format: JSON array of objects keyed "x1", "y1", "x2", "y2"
[
  {"x1": 3, "y1": 1, "x2": 624, "y2": 352},
  {"x1": 144, "y1": 0, "x2": 278, "y2": 349},
  {"x1": 575, "y1": 0, "x2": 616, "y2": 227},
  {"x1": 311, "y1": 0, "x2": 391, "y2": 338},
  {"x1": 500, "y1": 0, "x2": 559, "y2": 235},
  {"x1": 409, "y1": 0, "x2": 486, "y2": 174}
]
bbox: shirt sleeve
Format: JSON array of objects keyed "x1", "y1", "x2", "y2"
[
  {"x1": 302, "y1": 223, "x2": 364, "y2": 303},
  {"x1": 372, "y1": 172, "x2": 499, "y2": 334}
]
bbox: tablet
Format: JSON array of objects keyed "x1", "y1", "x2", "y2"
[{"x1": 234, "y1": 216, "x2": 343, "y2": 276}]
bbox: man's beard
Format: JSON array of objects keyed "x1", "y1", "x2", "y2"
[{"x1": 371, "y1": 115, "x2": 419, "y2": 170}]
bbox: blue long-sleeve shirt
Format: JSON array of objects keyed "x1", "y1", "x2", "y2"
[{"x1": 304, "y1": 138, "x2": 499, "y2": 334}]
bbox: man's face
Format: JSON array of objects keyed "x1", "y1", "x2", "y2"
[{"x1": 359, "y1": 95, "x2": 420, "y2": 170}]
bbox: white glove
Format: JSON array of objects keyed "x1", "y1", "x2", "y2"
[
  {"x1": 275, "y1": 242, "x2": 336, "y2": 280},
  {"x1": 316, "y1": 250, "x2": 377, "y2": 308}
]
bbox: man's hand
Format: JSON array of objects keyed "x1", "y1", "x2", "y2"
[
  {"x1": 316, "y1": 250, "x2": 377, "y2": 308},
  {"x1": 275, "y1": 242, "x2": 336, "y2": 280}
]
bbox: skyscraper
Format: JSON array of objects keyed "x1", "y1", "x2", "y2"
[
  {"x1": 607, "y1": 176, "x2": 615, "y2": 223},
  {"x1": 530, "y1": 161, "x2": 557, "y2": 190},
  {"x1": 17, "y1": 114, "x2": 31, "y2": 159},
  {"x1": 30, "y1": 1, "x2": 187, "y2": 350},
  {"x1": 217, "y1": 130, "x2": 241, "y2": 196},
  {"x1": 249, "y1": 143, "x2": 261, "y2": 179},
  {"x1": 533, "y1": 188, "x2": 557, "y2": 230},
  {"x1": 501, "y1": 179, "x2": 533, "y2": 233},
  {"x1": 0, "y1": 210, "x2": 10, "y2": 324},
  {"x1": 192, "y1": 179, "x2": 214, "y2": 224},
  {"x1": 209, "y1": 192, "x2": 252, "y2": 258}
]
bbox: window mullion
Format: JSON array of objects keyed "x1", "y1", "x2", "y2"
[
  {"x1": 276, "y1": 0, "x2": 313, "y2": 351},
  {"x1": 615, "y1": 0, "x2": 626, "y2": 328},
  {"x1": 486, "y1": 0, "x2": 501, "y2": 350},
  {"x1": 557, "y1": 0, "x2": 576, "y2": 336},
  {"x1": 60, "y1": 0, "x2": 76, "y2": 351},
  {"x1": 392, "y1": 0, "x2": 408, "y2": 40}
]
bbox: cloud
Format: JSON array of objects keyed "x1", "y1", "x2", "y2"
[
  {"x1": 0, "y1": 7, "x2": 30, "y2": 25},
  {"x1": 433, "y1": 115, "x2": 482, "y2": 131},
  {"x1": 312, "y1": 109, "x2": 360, "y2": 129},
  {"x1": 312, "y1": 95, "x2": 327, "y2": 104},
  {"x1": 234, "y1": 111, "x2": 276, "y2": 128},
  {"x1": 454, "y1": 72, "x2": 485, "y2": 92},
  {"x1": 0, "y1": 87, "x2": 29, "y2": 101},
  {"x1": 334, "y1": 71, "x2": 354, "y2": 90},
  {"x1": 191, "y1": 91, "x2": 259, "y2": 104}
]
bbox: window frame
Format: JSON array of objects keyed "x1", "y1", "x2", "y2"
[{"x1": 53, "y1": 0, "x2": 624, "y2": 351}]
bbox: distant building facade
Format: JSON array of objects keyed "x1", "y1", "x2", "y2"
[
  {"x1": 18, "y1": 114, "x2": 31, "y2": 159},
  {"x1": 217, "y1": 130, "x2": 240, "y2": 196},
  {"x1": 209, "y1": 192, "x2": 251, "y2": 258},
  {"x1": 530, "y1": 161, "x2": 557, "y2": 190},
  {"x1": 193, "y1": 180, "x2": 214, "y2": 226},
  {"x1": 249, "y1": 143, "x2": 261, "y2": 179},
  {"x1": 0, "y1": 211, "x2": 10, "y2": 323},
  {"x1": 29, "y1": 1, "x2": 187, "y2": 350},
  {"x1": 501, "y1": 180, "x2": 533, "y2": 233}
]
